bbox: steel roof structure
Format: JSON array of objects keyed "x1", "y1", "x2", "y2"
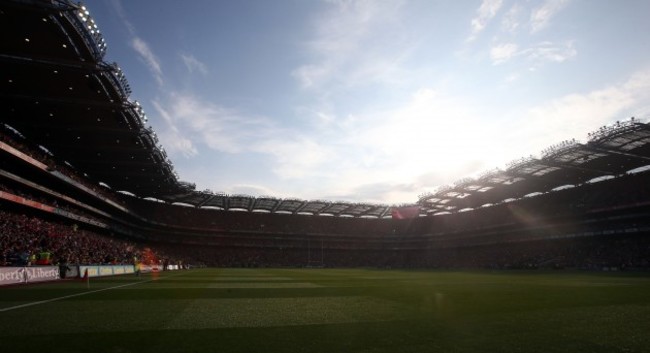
[
  {"x1": 418, "y1": 119, "x2": 650, "y2": 214},
  {"x1": 2, "y1": 0, "x2": 650, "y2": 218},
  {"x1": 160, "y1": 191, "x2": 391, "y2": 218},
  {"x1": 1, "y1": 0, "x2": 186, "y2": 196}
]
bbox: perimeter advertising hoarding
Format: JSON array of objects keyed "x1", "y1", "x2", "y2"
[
  {"x1": 113, "y1": 265, "x2": 135, "y2": 275},
  {"x1": 65, "y1": 265, "x2": 79, "y2": 279},
  {"x1": 79, "y1": 265, "x2": 136, "y2": 277},
  {"x1": 25, "y1": 266, "x2": 60, "y2": 283},
  {"x1": 139, "y1": 264, "x2": 154, "y2": 273},
  {"x1": 0, "y1": 266, "x2": 60, "y2": 285},
  {"x1": 79, "y1": 265, "x2": 100, "y2": 278},
  {"x1": 99, "y1": 266, "x2": 114, "y2": 277},
  {"x1": 0, "y1": 267, "x2": 26, "y2": 285},
  {"x1": 0, "y1": 265, "x2": 136, "y2": 286}
]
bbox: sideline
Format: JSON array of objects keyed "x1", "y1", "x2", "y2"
[{"x1": 0, "y1": 272, "x2": 185, "y2": 313}]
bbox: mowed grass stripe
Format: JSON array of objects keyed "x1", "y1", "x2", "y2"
[
  {"x1": 0, "y1": 271, "x2": 190, "y2": 309},
  {"x1": 0, "y1": 279, "x2": 154, "y2": 312},
  {"x1": 208, "y1": 276, "x2": 294, "y2": 281},
  {"x1": 166, "y1": 296, "x2": 415, "y2": 329},
  {"x1": 1, "y1": 268, "x2": 650, "y2": 353},
  {"x1": 132, "y1": 280, "x2": 320, "y2": 287}
]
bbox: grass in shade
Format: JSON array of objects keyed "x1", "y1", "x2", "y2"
[{"x1": 1, "y1": 268, "x2": 649, "y2": 353}]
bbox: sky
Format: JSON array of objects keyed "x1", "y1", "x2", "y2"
[{"x1": 82, "y1": 0, "x2": 650, "y2": 205}]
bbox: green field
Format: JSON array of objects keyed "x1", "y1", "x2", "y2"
[{"x1": 1, "y1": 268, "x2": 649, "y2": 352}]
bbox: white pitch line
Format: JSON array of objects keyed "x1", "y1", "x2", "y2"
[{"x1": 0, "y1": 278, "x2": 155, "y2": 313}]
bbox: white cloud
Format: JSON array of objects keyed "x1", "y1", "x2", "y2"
[
  {"x1": 292, "y1": 64, "x2": 332, "y2": 89},
  {"x1": 159, "y1": 132, "x2": 197, "y2": 158},
  {"x1": 180, "y1": 54, "x2": 208, "y2": 75},
  {"x1": 151, "y1": 92, "x2": 341, "y2": 188},
  {"x1": 228, "y1": 184, "x2": 277, "y2": 197},
  {"x1": 154, "y1": 93, "x2": 278, "y2": 155},
  {"x1": 489, "y1": 41, "x2": 576, "y2": 67},
  {"x1": 468, "y1": 0, "x2": 504, "y2": 41},
  {"x1": 292, "y1": 0, "x2": 409, "y2": 90},
  {"x1": 509, "y1": 69, "x2": 650, "y2": 152},
  {"x1": 151, "y1": 100, "x2": 198, "y2": 157},
  {"x1": 109, "y1": 0, "x2": 136, "y2": 35},
  {"x1": 131, "y1": 37, "x2": 164, "y2": 86},
  {"x1": 490, "y1": 43, "x2": 518, "y2": 64},
  {"x1": 530, "y1": 0, "x2": 570, "y2": 33},
  {"x1": 501, "y1": 4, "x2": 522, "y2": 33},
  {"x1": 253, "y1": 137, "x2": 332, "y2": 179},
  {"x1": 110, "y1": 1, "x2": 165, "y2": 86},
  {"x1": 523, "y1": 41, "x2": 576, "y2": 63}
]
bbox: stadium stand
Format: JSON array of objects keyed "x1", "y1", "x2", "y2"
[{"x1": 1, "y1": 0, "x2": 649, "y2": 272}]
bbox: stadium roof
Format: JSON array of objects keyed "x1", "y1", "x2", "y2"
[
  {"x1": 166, "y1": 192, "x2": 391, "y2": 217},
  {"x1": 2, "y1": 0, "x2": 650, "y2": 218},
  {"x1": 0, "y1": 0, "x2": 186, "y2": 196},
  {"x1": 418, "y1": 119, "x2": 650, "y2": 214}
]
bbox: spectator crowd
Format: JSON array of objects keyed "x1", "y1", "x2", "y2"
[{"x1": 0, "y1": 209, "x2": 157, "y2": 267}]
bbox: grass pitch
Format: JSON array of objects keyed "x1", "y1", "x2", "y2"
[{"x1": 1, "y1": 268, "x2": 649, "y2": 353}]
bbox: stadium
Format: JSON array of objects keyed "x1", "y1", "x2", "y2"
[{"x1": 1, "y1": 1, "x2": 649, "y2": 352}]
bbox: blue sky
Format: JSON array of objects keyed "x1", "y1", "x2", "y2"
[{"x1": 83, "y1": 0, "x2": 650, "y2": 204}]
